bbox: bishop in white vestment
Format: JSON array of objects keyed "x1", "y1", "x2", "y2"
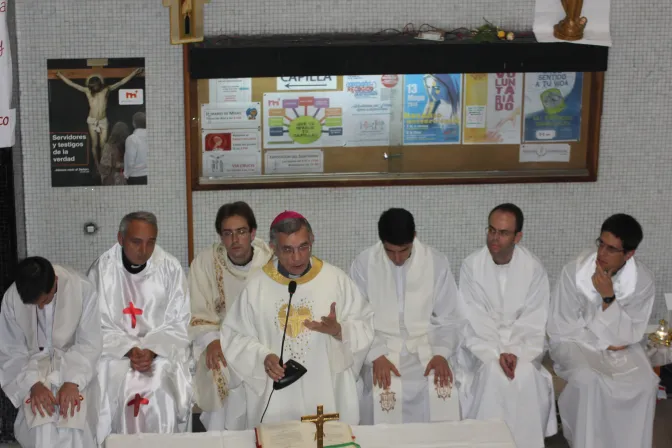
[
  {"x1": 351, "y1": 208, "x2": 464, "y2": 425},
  {"x1": 221, "y1": 211, "x2": 374, "y2": 429},
  {"x1": 189, "y1": 202, "x2": 273, "y2": 430},
  {"x1": 459, "y1": 204, "x2": 556, "y2": 448},
  {"x1": 0, "y1": 258, "x2": 102, "y2": 448},
  {"x1": 89, "y1": 212, "x2": 192, "y2": 440},
  {"x1": 547, "y1": 214, "x2": 658, "y2": 448}
]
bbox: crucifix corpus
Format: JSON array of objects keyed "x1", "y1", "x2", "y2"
[
  {"x1": 301, "y1": 405, "x2": 340, "y2": 448},
  {"x1": 553, "y1": 0, "x2": 587, "y2": 41},
  {"x1": 162, "y1": 0, "x2": 210, "y2": 45}
]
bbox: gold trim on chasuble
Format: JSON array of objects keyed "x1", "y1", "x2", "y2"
[
  {"x1": 262, "y1": 256, "x2": 324, "y2": 286},
  {"x1": 213, "y1": 244, "x2": 228, "y2": 314},
  {"x1": 190, "y1": 318, "x2": 219, "y2": 326},
  {"x1": 264, "y1": 257, "x2": 323, "y2": 340},
  {"x1": 213, "y1": 369, "x2": 229, "y2": 401}
]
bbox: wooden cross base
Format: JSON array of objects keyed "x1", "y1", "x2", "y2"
[{"x1": 301, "y1": 405, "x2": 340, "y2": 448}]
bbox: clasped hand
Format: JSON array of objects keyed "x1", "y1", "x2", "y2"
[
  {"x1": 127, "y1": 347, "x2": 156, "y2": 372},
  {"x1": 499, "y1": 353, "x2": 518, "y2": 380},
  {"x1": 29, "y1": 381, "x2": 81, "y2": 418}
]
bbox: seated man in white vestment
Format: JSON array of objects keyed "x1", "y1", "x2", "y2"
[
  {"x1": 547, "y1": 213, "x2": 658, "y2": 448},
  {"x1": 221, "y1": 210, "x2": 374, "y2": 429},
  {"x1": 189, "y1": 201, "x2": 273, "y2": 430},
  {"x1": 88, "y1": 211, "x2": 192, "y2": 439},
  {"x1": 459, "y1": 204, "x2": 557, "y2": 448},
  {"x1": 0, "y1": 257, "x2": 102, "y2": 448},
  {"x1": 350, "y1": 208, "x2": 464, "y2": 424}
]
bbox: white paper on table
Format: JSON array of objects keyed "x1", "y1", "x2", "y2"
[
  {"x1": 427, "y1": 373, "x2": 461, "y2": 422},
  {"x1": 533, "y1": 0, "x2": 612, "y2": 47},
  {"x1": 373, "y1": 352, "x2": 403, "y2": 424}
]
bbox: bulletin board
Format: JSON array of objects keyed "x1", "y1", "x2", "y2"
[{"x1": 185, "y1": 62, "x2": 604, "y2": 190}]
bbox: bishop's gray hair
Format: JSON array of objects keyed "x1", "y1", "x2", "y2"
[
  {"x1": 269, "y1": 217, "x2": 313, "y2": 246},
  {"x1": 119, "y1": 211, "x2": 158, "y2": 236}
]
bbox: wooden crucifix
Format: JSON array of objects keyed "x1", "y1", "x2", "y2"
[
  {"x1": 162, "y1": 0, "x2": 210, "y2": 45},
  {"x1": 301, "y1": 405, "x2": 340, "y2": 448}
]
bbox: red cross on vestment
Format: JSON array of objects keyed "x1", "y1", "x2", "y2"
[
  {"x1": 123, "y1": 302, "x2": 143, "y2": 329},
  {"x1": 127, "y1": 393, "x2": 149, "y2": 417}
]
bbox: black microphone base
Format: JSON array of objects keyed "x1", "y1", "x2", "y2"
[{"x1": 273, "y1": 359, "x2": 307, "y2": 390}]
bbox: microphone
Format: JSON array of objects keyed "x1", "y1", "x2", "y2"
[{"x1": 273, "y1": 280, "x2": 307, "y2": 390}]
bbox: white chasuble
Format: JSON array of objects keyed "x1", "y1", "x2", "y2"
[
  {"x1": 459, "y1": 245, "x2": 557, "y2": 448},
  {"x1": 220, "y1": 257, "x2": 374, "y2": 429},
  {"x1": 88, "y1": 244, "x2": 192, "y2": 440},
  {"x1": 0, "y1": 265, "x2": 102, "y2": 448},
  {"x1": 351, "y1": 240, "x2": 464, "y2": 425},
  {"x1": 189, "y1": 239, "x2": 272, "y2": 429},
  {"x1": 547, "y1": 250, "x2": 658, "y2": 448}
]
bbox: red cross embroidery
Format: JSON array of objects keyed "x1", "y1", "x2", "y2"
[
  {"x1": 127, "y1": 393, "x2": 149, "y2": 417},
  {"x1": 123, "y1": 302, "x2": 143, "y2": 329}
]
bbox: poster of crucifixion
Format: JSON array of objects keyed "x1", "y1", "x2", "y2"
[{"x1": 47, "y1": 57, "x2": 147, "y2": 187}]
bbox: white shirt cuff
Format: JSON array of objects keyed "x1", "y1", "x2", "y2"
[{"x1": 195, "y1": 331, "x2": 220, "y2": 354}]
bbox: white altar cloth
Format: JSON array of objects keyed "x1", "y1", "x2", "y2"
[{"x1": 103, "y1": 419, "x2": 517, "y2": 448}]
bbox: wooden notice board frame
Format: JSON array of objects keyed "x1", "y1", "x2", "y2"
[{"x1": 183, "y1": 36, "x2": 607, "y2": 191}]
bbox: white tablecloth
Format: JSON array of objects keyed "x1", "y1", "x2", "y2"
[{"x1": 103, "y1": 419, "x2": 517, "y2": 448}]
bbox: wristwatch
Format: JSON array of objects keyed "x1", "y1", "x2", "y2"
[{"x1": 602, "y1": 295, "x2": 616, "y2": 304}]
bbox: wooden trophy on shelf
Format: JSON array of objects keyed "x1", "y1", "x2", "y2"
[
  {"x1": 162, "y1": 0, "x2": 210, "y2": 45},
  {"x1": 553, "y1": 0, "x2": 588, "y2": 41}
]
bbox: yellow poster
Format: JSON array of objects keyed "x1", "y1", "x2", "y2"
[{"x1": 463, "y1": 73, "x2": 522, "y2": 145}]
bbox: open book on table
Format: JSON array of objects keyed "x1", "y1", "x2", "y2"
[{"x1": 255, "y1": 421, "x2": 359, "y2": 448}]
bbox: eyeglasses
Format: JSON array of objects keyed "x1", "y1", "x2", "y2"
[
  {"x1": 595, "y1": 238, "x2": 625, "y2": 255},
  {"x1": 222, "y1": 228, "x2": 250, "y2": 239},
  {"x1": 486, "y1": 226, "x2": 516, "y2": 238},
  {"x1": 280, "y1": 243, "x2": 311, "y2": 256}
]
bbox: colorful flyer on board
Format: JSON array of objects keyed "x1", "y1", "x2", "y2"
[
  {"x1": 523, "y1": 72, "x2": 583, "y2": 142},
  {"x1": 201, "y1": 127, "x2": 261, "y2": 177},
  {"x1": 263, "y1": 92, "x2": 347, "y2": 149},
  {"x1": 403, "y1": 74, "x2": 462, "y2": 145},
  {"x1": 463, "y1": 73, "x2": 522, "y2": 145}
]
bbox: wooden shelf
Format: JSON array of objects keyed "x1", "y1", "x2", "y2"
[{"x1": 189, "y1": 33, "x2": 609, "y2": 79}]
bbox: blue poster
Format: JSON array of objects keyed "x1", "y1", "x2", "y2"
[
  {"x1": 523, "y1": 72, "x2": 583, "y2": 142},
  {"x1": 403, "y1": 74, "x2": 462, "y2": 145}
]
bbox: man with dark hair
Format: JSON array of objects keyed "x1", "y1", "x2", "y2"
[
  {"x1": 0, "y1": 257, "x2": 102, "y2": 447},
  {"x1": 188, "y1": 201, "x2": 272, "y2": 430},
  {"x1": 221, "y1": 211, "x2": 374, "y2": 429},
  {"x1": 88, "y1": 211, "x2": 192, "y2": 438},
  {"x1": 548, "y1": 213, "x2": 657, "y2": 448},
  {"x1": 459, "y1": 204, "x2": 557, "y2": 448},
  {"x1": 351, "y1": 208, "x2": 464, "y2": 424}
]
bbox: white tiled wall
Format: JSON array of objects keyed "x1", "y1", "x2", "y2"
[{"x1": 13, "y1": 1, "x2": 672, "y2": 322}]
